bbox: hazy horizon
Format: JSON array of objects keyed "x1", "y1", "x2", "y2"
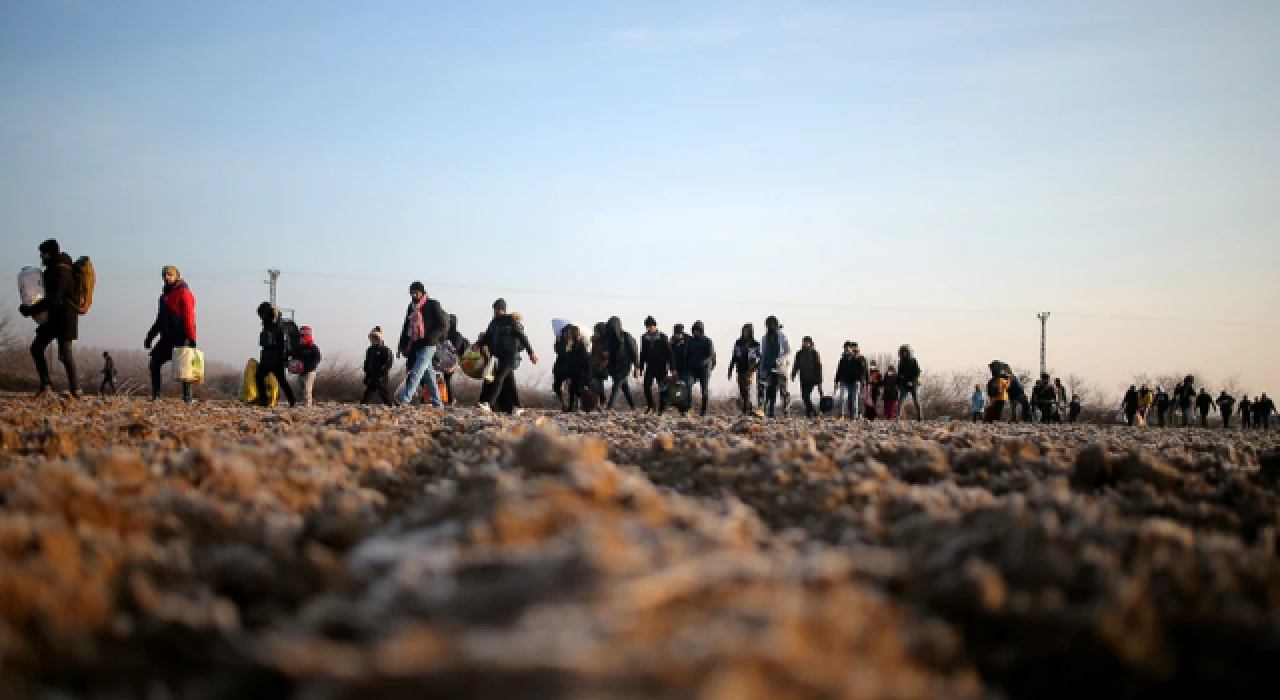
[{"x1": 2, "y1": 0, "x2": 1277, "y2": 396}]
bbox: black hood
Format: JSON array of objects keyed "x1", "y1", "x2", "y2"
[{"x1": 607, "y1": 316, "x2": 624, "y2": 342}]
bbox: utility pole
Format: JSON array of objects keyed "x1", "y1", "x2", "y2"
[
  {"x1": 265, "y1": 269, "x2": 281, "y2": 309},
  {"x1": 1037, "y1": 312, "x2": 1050, "y2": 376}
]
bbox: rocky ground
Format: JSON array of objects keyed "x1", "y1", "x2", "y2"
[{"x1": 1, "y1": 395, "x2": 1278, "y2": 699}]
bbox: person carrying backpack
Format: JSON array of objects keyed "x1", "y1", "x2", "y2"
[
  {"x1": 1217, "y1": 391, "x2": 1236, "y2": 429},
  {"x1": 760, "y1": 316, "x2": 791, "y2": 418},
  {"x1": 255, "y1": 302, "x2": 297, "y2": 407},
  {"x1": 971, "y1": 384, "x2": 986, "y2": 423},
  {"x1": 100, "y1": 352, "x2": 117, "y2": 396},
  {"x1": 478, "y1": 299, "x2": 537, "y2": 413},
  {"x1": 686, "y1": 321, "x2": 716, "y2": 416},
  {"x1": 1175, "y1": 377, "x2": 1195, "y2": 427},
  {"x1": 1007, "y1": 375, "x2": 1030, "y2": 423},
  {"x1": 143, "y1": 265, "x2": 197, "y2": 402},
  {"x1": 440, "y1": 314, "x2": 469, "y2": 406},
  {"x1": 727, "y1": 324, "x2": 760, "y2": 416},
  {"x1": 897, "y1": 345, "x2": 923, "y2": 421},
  {"x1": 601, "y1": 316, "x2": 638, "y2": 410},
  {"x1": 791, "y1": 336, "x2": 823, "y2": 418},
  {"x1": 18, "y1": 239, "x2": 81, "y2": 398},
  {"x1": 637, "y1": 316, "x2": 674, "y2": 414},
  {"x1": 397, "y1": 282, "x2": 450, "y2": 408},
  {"x1": 881, "y1": 365, "x2": 901, "y2": 420},
  {"x1": 361, "y1": 327, "x2": 396, "y2": 405}
]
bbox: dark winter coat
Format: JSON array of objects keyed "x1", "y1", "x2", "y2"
[
  {"x1": 399, "y1": 297, "x2": 450, "y2": 356},
  {"x1": 446, "y1": 315, "x2": 470, "y2": 358},
  {"x1": 146, "y1": 281, "x2": 197, "y2": 356},
  {"x1": 671, "y1": 335, "x2": 691, "y2": 375},
  {"x1": 481, "y1": 314, "x2": 533, "y2": 362},
  {"x1": 1123, "y1": 388, "x2": 1140, "y2": 410},
  {"x1": 881, "y1": 372, "x2": 901, "y2": 402},
  {"x1": 554, "y1": 335, "x2": 590, "y2": 384},
  {"x1": 686, "y1": 335, "x2": 716, "y2": 374},
  {"x1": 729, "y1": 339, "x2": 759, "y2": 378},
  {"x1": 1007, "y1": 377, "x2": 1026, "y2": 401},
  {"x1": 25, "y1": 253, "x2": 78, "y2": 341},
  {"x1": 835, "y1": 354, "x2": 869, "y2": 385},
  {"x1": 298, "y1": 344, "x2": 323, "y2": 373},
  {"x1": 363, "y1": 344, "x2": 394, "y2": 388},
  {"x1": 1196, "y1": 392, "x2": 1214, "y2": 413},
  {"x1": 1217, "y1": 394, "x2": 1236, "y2": 416},
  {"x1": 898, "y1": 356, "x2": 921, "y2": 389},
  {"x1": 792, "y1": 348, "x2": 823, "y2": 384},
  {"x1": 638, "y1": 332, "x2": 673, "y2": 375},
  {"x1": 259, "y1": 318, "x2": 289, "y2": 367},
  {"x1": 604, "y1": 317, "x2": 639, "y2": 377}
]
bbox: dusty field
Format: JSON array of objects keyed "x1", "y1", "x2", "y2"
[{"x1": 1, "y1": 396, "x2": 1278, "y2": 699}]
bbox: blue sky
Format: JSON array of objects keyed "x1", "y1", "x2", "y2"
[{"x1": 2, "y1": 0, "x2": 1278, "y2": 395}]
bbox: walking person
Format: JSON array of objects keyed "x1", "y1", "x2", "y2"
[
  {"x1": 1217, "y1": 391, "x2": 1236, "y2": 429},
  {"x1": 759, "y1": 316, "x2": 791, "y2": 418},
  {"x1": 143, "y1": 265, "x2": 198, "y2": 401},
  {"x1": 1054, "y1": 378, "x2": 1069, "y2": 423},
  {"x1": 589, "y1": 323, "x2": 609, "y2": 409},
  {"x1": 360, "y1": 327, "x2": 396, "y2": 405},
  {"x1": 1122, "y1": 385, "x2": 1140, "y2": 427},
  {"x1": 792, "y1": 336, "x2": 824, "y2": 418},
  {"x1": 441, "y1": 315, "x2": 469, "y2": 405},
  {"x1": 17, "y1": 239, "x2": 81, "y2": 397},
  {"x1": 897, "y1": 345, "x2": 923, "y2": 421},
  {"x1": 727, "y1": 324, "x2": 760, "y2": 416},
  {"x1": 865, "y1": 362, "x2": 881, "y2": 420},
  {"x1": 1008, "y1": 375, "x2": 1030, "y2": 423},
  {"x1": 1196, "y1": 388, "x2": 1216, "y2": 427},
  {"x1": 294, "y1": 326, "x2": 322, "y2": 406},
  {"x1": 254, "y1": 302, "x2": 297, "y2": 407},
  {"x1": 1069, "y1": 394, "x2": 1082, "y2": 423},
  {"x1": 670, "y1": 324, "x2": 692, "y2": 410},
  {"x1": 637, "y1": 316, "x2": 674, "y2": 414},
  {"x1": 882, "y1": 365, "x2": 902, "y2": 420},
  {"x1": 477, "y1": 299, "x2": 538, "y2": 413},
  {"x1": 971, "y1": 384, "x2": 986, "y2": 422},
  {"x1": 397, "y1": 282, "x2": 450, "y2": 408},
  {"x1": 832, "y1": 343, "x2": 855, "y2": 420},
  {"x1": 602, "y1": 316, "x2": 638, "y2": 411},
  {"x1": 845, "y1": 343, "x2": 870, "y2": 420},
  {"x1": 1175, "y1": 377, "x2": 1195, "y2": 427},
  {"x1": 984, "y1": 363, "x2": 1009, "y2": 423},
  {"x1": 686, "y1": 321, "x2": 716, "y2": 416},
  {"x1": 1155, "y1": 386, "x2": 1171, "y2": 427},
  {"x1": 1033, "y1": 373, "x2": 1057, "y2": 424},
  {"x1": 1239, "y1": 396, "x2": 1252, "y2": 430},
  {"x1": 100, "y1": 352, "x2": 117, "y2": 396},
  {"x1": 1257, "y1": 393, "x2": 1275, "y2": 429},
  {"x1": 552, "y1": 324, "x2": 589, "y2": 412},
  {"x1": 1137, "y1": 385, "x2": 1154, "y2": 426}
]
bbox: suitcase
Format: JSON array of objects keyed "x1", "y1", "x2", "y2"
[
  {"x1": 820, "y1": 395, "x2": 834, "y2": 413},
  {"x1": 666, "y1": 380, "x2": 690, "y2": 410}
]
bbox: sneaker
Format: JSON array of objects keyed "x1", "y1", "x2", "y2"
[
  {"x1": 478, "y1": 402, "x2": 492, "y2": 413},
  {"x1": 513, "y1": 408, "x2": 526, "y2": 417}
]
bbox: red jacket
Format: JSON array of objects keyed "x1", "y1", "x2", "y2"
[{"x1": 147, "y1": 281, "x2": 197, "y2": 347}]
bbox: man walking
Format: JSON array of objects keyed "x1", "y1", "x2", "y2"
[
  {"x1": 18, "y1": 239, "x2": 80, "y2": 397},
  {"x1": 477, "y1": 299, "x2": 538, "y2": 412},
  {"x1": 759, "y1": 316, "x2": 791, "y2": 418},
  {"x1": 1217, "y1": 391, "x2": 1236, "y2": 429},
  {"x1": 791, "y1": 336, "x2": 823, "y2": 418},
  {"x1": 686, "y1": 321, "x2": 716, "y2": 416},
  {"x1": 637, "y1": 316, "x2": 673, "y2": 414},
  {"x1": 397, "y1": 281, "x2": 450, "y2": 408},
  {"x1": 100, "y1": 352, "x2": 117, "y2": 395}
]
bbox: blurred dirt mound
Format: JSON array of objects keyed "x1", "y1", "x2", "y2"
[{"x1": 1, "y1": 397, "x2": 1278, "y2": 699}]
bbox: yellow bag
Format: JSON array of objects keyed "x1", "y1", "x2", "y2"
[{"x1": 237, "y1": 359, "x2": 279, "y2": 406}]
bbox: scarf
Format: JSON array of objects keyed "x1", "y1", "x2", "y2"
[{"x1": 407, "y1": 297, "x2": 427, "y2": 344}]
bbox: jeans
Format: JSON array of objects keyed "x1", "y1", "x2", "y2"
[
  {"x1": 847, "y1": 381, "x2": 864, "y2": 420},
  {"x1": 898, "y1": 385, "x2": 922, "y2": 421},
  {"x1": 607, "y1": 374, "x2": 635, "y2": 409},
  {"x1": 31, "y1": 325, "x2": 77, "y2": 391},
  {"x1": 833, "y1": 383, "x2": 851, "y2": 418},
  {"x1": 401, "y1": 344, "x2": 442, "y2": 407},
  {"x1": 764, "y1": 373, "x2": 788, "y2": 417},
  {"x1": 297, "y1": 371, "x2": 317, "y2": 406}
]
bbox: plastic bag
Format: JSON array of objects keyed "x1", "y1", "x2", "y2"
[
  {"x1": 18, "y1": 266, "x2": 47, "y2": 324},
  {"x1": 171, "y1": 347, "x2": 205, "y2": 383},
  {"x1": 459, "y1": 350, "x2": 485, "y2": 379},
  {"x1": 237, "y1": 359, "x2": 278, "y2": 406},
  {"x1": 482, "y1": 356, "x2": 498, "y2": 383},
  {"x1": 1115, "y1": 410, "x2": 1127, "y2": 424}
]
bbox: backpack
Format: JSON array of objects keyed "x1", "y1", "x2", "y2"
[
  {"x1": 70, "y1": 256, "x2": 96, "y2": 314},
  {"x1": 281, "y1": 319, "x2": 302, "y2": 359},
  {"x1": 987, "y1": 377, "x2": 1003, "y2": 397},
  {"x1": 666, "y1": 379, "x2": 690, "y2": 410}
]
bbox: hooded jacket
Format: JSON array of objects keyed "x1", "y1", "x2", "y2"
[
  {"x1": 1196, "y1": 391, "x2": 1215, "y2": 413},
  {"x1": 604, "y1": 317, "x2": 639, "y2": 376},
  {"x1": 25, "y1": 253, "x2": 78, "y2": 341},
  {"x1": 792, "y1": 346, "x2": 823, "y2": 384},
  {"x1": 553, "y1": 326, "x2": 590, "y2": 382},
  {"x1": 146, "y1": 280, "x2": 196, "y2": 354},
  {"x1": 482, "y1": 314, "x2": 533, "y2": 362},
  {"x1": 1217, "y1": 393, "x2": 1236, "y2": 416},
  {"x1": 363, "y1": 343, "x2": 394, "y2": 388},
  {"x1": 971, "y1": 389, "x2": 986, "y2": 412},
  {"x1": 881, "y1": 370, "x2": 901, "y2": 402},
  {"x1": 638, "y1": 331, "x2": 673, "y2": 375},
  {"x1": 729, "y1": 335, "x2": 759, "y2": 379},
  {"x1": 1123, "y1": 388, "x2": 1140, "y2": 410},
  {"x1": 761, "y1": 329, "x2": 790, "y2": 375},
  {"x1": 835, "y1": 353, "x2": 870, "y2": 385},
  {"x1": 897, "y1": 346, "x2": 921, "y2": 389},
  {"x1": 686, "y1": 323, "x2": 716, "y2": 374},
  {"x1": 258, "y1": 306, "x2": 289, "y2": 367},
  {"x1": 671, "y1": 333, "x2": 692, "y2": 375}
]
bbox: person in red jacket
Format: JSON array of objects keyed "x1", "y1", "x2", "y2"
[{"x1": 144, "y1": 265, "x2": 197, "y2": 401}]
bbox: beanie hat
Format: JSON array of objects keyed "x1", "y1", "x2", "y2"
[
  {"x1": 673, "y1": 323, "x2": 685, "y2": 334},
  {"x1": 692, "y1": 320, "x2": 705, "y2": 333},
  {"x1": 493, "y1": 298, "x2": 507, "y2": 312},
  {"x1": 644, "y1": 316, "x2": 657, "y2": 328},
  {"x1": 39, "y1": 239, "x2": 60, "y2": 256},
  {"x1": 409, "y1": 281, "x2": 425, "y2": 295}
]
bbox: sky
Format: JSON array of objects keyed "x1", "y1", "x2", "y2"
[{"x1": 2, "y1": 0, "x2": 1278, "y2": 397}]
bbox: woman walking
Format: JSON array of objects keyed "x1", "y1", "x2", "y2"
[{"x1": 144, "y1": 265, "x2": 197, "y2": 402}]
